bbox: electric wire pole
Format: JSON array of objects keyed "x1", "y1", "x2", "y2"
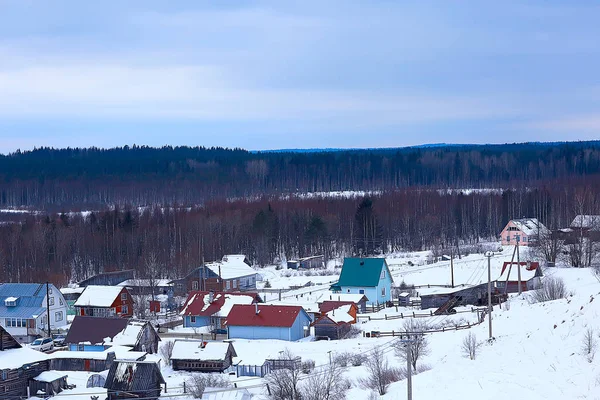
[
  {"x1": 485, "y1": 251, "x2": 493, "y2": 340},
  {"x1": 400, "y1": 335, "x2": 421, "y2": 400},
  {"x1": 516, "y1": 240, "x2": 522, "y2": 295}
]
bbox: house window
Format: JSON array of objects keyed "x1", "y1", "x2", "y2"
[
  {"x1": 1, "y1": 370, "x2": 7, "y2": 380},
  {"x1": 49, "y1": 297, "x2": 55, "y2": 306},
  {"x1": 381, "y1": 270, "x2": 385, "y2": 279},
  {"x1": 506, "y1": 236, "x2": 510, "y2": 242},
  {"x1": 55, "y1": 311, "x2": 63, "y2": 322},
  {"x1": 48, "y1": 287, "x2": 53, "y2": 294},
  {"x1": 381, "y1": 287, "x2": 386, "y2": 296},
  {"x1": 233, "y1": 280, "x2": 237, "y2": 289},
  {"x1": 523, "y1": 237, "x2": 527, "y2": 242},
  {"x1": 121, "y1": 293, "x2": 127, "y2": 301},
  {"x1": 226, "y1": 281, "x2": 231, "y2": 290},
  {"x1": 59, "y1": 297, "x2": 64, "y2": 306},
  {"x1": 359, "y1": 289, "x2": 365, "y2": 294},
  {"x1": 190, "y1": 316, "x2": 196, "y2": 323},
  {"x1": 347, "y1": 289, "x2": 350, "y2": 293},
  {"x1": 192, "y1": 281, "x2": 199, "y2": 290},
  {"x1": 121, "y1": 305, "x2": 129, "y2": 315}
]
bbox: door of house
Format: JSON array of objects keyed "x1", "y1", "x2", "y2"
[{"x1": 84, "y1": 360, "x2": 91, "y2": 371}]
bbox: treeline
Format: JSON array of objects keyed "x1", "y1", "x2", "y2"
[
  {"x1": 2, "y1": 182, "x2": 598, "y2": 286},
  {"x1": 2, "y1": 142, "x2": 600, "y2": 208}
]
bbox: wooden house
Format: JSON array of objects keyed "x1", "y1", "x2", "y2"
[
  {"x1": 65, "y1": 316, "x2": 160, "y2": 353},
  {"x1": 287, "y1": 255, "x2": 325, "y2": 269},
  {"x1": 74, "y1": 285, "x2": 134, "y2": 318},
  {"x1": 330, "y1": 258, "x2": 393, "y2": 306},
  {"x1": 180, "y1": 291, "x2": 261, "y2": 333},
  {"x1": 116, "y1": 279, "x2": 174, "y2": 297},
  {"x1": 171, "y1": 340, "x2": 237, "y2": 372},
  {"x1": 495, "y1": 261, "x2": 543, "y2": 293},
  {"x1": 0, "y1": 283, "x2": 68, "y2": 342},
  {"x1": 170, "y1": 255, "x2": 257, "y2": 296},
  {"x1": 60, "y1": 287, "x2": 85, "y2": 316},
  {"x1": 104, "y1": 360, "x2": 166, "y2": 400},
  {"x1": 0, "y1": 325, "x2": 50, "y2": 399},
  {"x1": 28, "y1": 371, "x2": 68, "y2": 397},
  {"x1": 226, "y1": 304, "x2": 311, "y2": 341},
  {"x1": 77, "y1": 269, "x2": 135, "y2": 287},
  {"x1": 419, "y1": 284, "x2": 488, "y2": 310},
  {"x1": 313, "y1": 303, "x2": 357, "y2": 340},
  {"x1": 318, "y1": 301, "x2": 358, "y2": 323},
  {"x1": 500, "y1": 218, "x2": 549, "y2": 246},
  {"x1": 49, "y1": 345, "x2": 147, "y2": 372}
]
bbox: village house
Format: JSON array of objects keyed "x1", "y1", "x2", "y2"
[
  {"x1": 116, "y1": 278, "x2": 174, "y2": 297},
  {"x1": 313, "y1": 303, "x2": 358, "y2": 340},
  {"x1": 60, "y1": 287, "x2": 85, "y2": 316},
  {"x1": 180, "y1": 291, "x2": 261, "y2": 333},
  {"x1": 419, "y1": 284, "x2": 489, "y2": 311},
  {"x1": 74, "y1": 285, "x2": 134, "y2": 318},
  {"x1": 495, "y1": 261, "x2": 543, "y2": 293},
  {"x1": 330, "y1": 258, "x2": 393, "y2": 306},
  {"x1": 104, "y1": 360, "x2": 166, "y2": 400},
  {"x1": 28, "y1": 371, "x2": 69, "y2": 397},
  {"x1": 170, "y1": 255, "x2": 258, "y2": 296},
  {"x1": 77, "y1": 269, "x2": 135, "y2": 287},
  {"x1": 0, "y1": 283, "x2": 68, "y2": 342},
  {"x1": 0, "y1": 325, "x2": 50, "y2": 399},
  {"x1": 286, "y1": 255, "x2": 325, "y2": 270},
  {"x1": 226, "y1": 304, "x2": 312, "y2": 341},
  {"x1": 500, "y1": 218, "x2": 550, "y2": 246},
  {"x1": 318, "y1": 301, "x2": 358, "y2": 324},
  {"x1": 49, "y1": 345, "x2": 147, "y2": 372},
  {"x1": 170, "y1": 340, "x2": 237, "y2": 372},
  {"x1": 65, "y1": 316, "x2": 160, "y2": 353}
]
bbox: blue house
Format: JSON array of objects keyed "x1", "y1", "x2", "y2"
[
  {"x1": 226, "y1": 304, "x2": 311, "y2": 341},
  {"x1": 330, "y1": 258, "x2": 393, "y2": 306}
]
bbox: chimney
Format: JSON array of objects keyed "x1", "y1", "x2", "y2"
[
  {"x1": 255, "y1": 303, "x2": 260, "y2": 315},
  {"x1": 200, "y1": 341, "x2": 207, "y2": 349}
]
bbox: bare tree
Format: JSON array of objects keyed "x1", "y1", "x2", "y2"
[
  {"x1": 159, "y1": 340, "x2": 175, "y2": 365},
  {"x1": 534, "y1": 231, "x2": 563, "y2": 265},
  {"x1": 461, "y1": 332, "x2": 481, "y2": 360},
  {"x1": 186, "y1": 374, "x2": 231, "y2": 398},
  {"x1": 264, "y1": 349, "x2": 302, "y2": 400},
  {"x1": 394, "y1": 319, "x2": 430, "y2": 370},
  {"x1": 359, "y1": 347, "x2": 404, "y2": 396},
  {"x1": 592, "y1": 264, "x2": 600, "y2": 283},
  {"x1": 530, "y1": 277, "x2": 570, "y2": 303},
  {"x1": 301, "y1": 362, "x2": 349, "y2": 400},
  {"x1": 582, "y1": 327, "x2": 597, "y2": 363}
]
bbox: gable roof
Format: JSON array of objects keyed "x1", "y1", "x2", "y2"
[
  {"x1": 0, "y1": 324, "x2": 21, "y2": 351},
  {"x1": 0, "y1": 325, "x2": 50, "y2": 369},
  {"x1": 171, "y1": 340, "x2": 236, "y2": 361},
  {"x1": 498, "y1": 262, "x2": 542, "y2": 282},
  {"x1": 336, "y1": 258, "x2": 388, "y2": 287},
  {"x1": 180, "y1": 291, "x2": 259, "y2": 317},
  {"x1": 78, "y1": 269, "x2": 135, "y2": 287},
  {"x1": 323, "y1": 304, "x2": 354, "y2": 324},
  {"x1": 507, "y1": 218, "x2": 550, "y2": 236},
  {"x1": 225, "y1": 305, "x2": 308, "y2": 328},
  {"x1": 318, "y1": 301, "x2": 356, "y2": 314},
  {"x1": 571, "y1": 215, "x2": 600, "y2": 230},
  {"x1": 104, "y1": 360, "x2": 165, "y2": 392},
  {"x1": 65, "y1": 316, "x2": 129, "y2": 345},
  {"x1": 320, "y1": 293, "x2": 369, "y2": 304},
  {"x1": 0, "y1": 283, "x2": 57, "y2": 319},
  {"x1": 74, "y1": 285, "x2": 127, "y2": 307}
]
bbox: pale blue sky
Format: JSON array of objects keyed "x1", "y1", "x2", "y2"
[{"x1": 1, "y1": 1, "x2": 599, "y2": 152}]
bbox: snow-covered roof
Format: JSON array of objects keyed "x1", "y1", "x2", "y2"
[
  {"x1": 205, "y1": 259, "x2": 257, "y2": 280},
  {"x1": 269, "y1": 301, "x2": 320, "y2": 314},
  {"x1": 325, "y1": 304, "x2": 354, "y2": 323},
  {"x1": 497, "y1": 265, "x2": 539, "y2": 282},
  {"x1": 180, "y1": 292, "x2": 257, "y2": 317},
  {"x1": 0, "y1": 347, "x2": 49, "y2": 369},
  {"x1": 202, "y1": 387, "x2": 252, "y2": 400},
  {"x1": 109, "y1": 321, "x2": 145, "y2": 346},
  {"x1": 48, "y1": 345, "x2": 145, "y2": 361},
  {"x1": 33, "y1": 371, "x2": 68, "y2": 382},
  {"x1": 74, "y1": 285, "x2": 124, "y2": 307},
  {"x1": 4, "y1": 296, "x2": 18, "y2": 302},
  {"x1": 417, "y1": 284, "x2": 477, "y2": 296},
  {"x1": 571, "y1": 215, "x2": 600, "y2": 230},
  {"x1": 60, "y1": 287, "x2": 85, "y2": 295},
  {"x1": 171, "y1": 340, "x2": 231, "y2": 361},
  {"x1": 319, "y1": 292, "x2": 369, "y2": 303},
  {"x1": 117, "y1": 279, "x2": 173, "y2": 287},
  {"x1": 509, "y1": 218, "x2": 550, "y2": 236}
]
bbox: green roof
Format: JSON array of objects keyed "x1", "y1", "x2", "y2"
[{"x1": 336, "y1": 258, "x2": 387, "y2": 287}]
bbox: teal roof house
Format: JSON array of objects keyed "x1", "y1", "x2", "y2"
[{"x1": 331, "y1": 258, "x2": 393, "y2": 306}]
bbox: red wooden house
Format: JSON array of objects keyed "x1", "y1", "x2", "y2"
[
  {"x1": 74, "y1": 286, "x2": 134, "y2": 318},
  {"x1": 496, "y1": 261, "x2": 543, "y2": 293}
]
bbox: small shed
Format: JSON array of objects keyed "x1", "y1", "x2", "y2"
[
  {"x1": 29, "y1": 371, "x2": 68, "y2": 397},
  {"x1": 319, "y1": 293, "x2": 369, "y2": 314},
  {"x1": 287, "y1": 255, "x2": 325, "y2": 270},
  {"x1": 419, "y1": 284, "x2": 488, "y2": 310},
  {"x1": 398, "y1": 292, "x2": 410, "y2": 306},
  {"x1": 496, "y1": 261, "x2": 543, "y2": 293},
  {"x1": 104, "y1": 360, "x2": 166, "y2": 400},
  {"x1": 171, "y1": 340, "x2": 237, "y2": 372}
]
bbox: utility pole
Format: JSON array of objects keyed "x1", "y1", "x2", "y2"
[
  {"x1": 45, "y1": 282, "x2": 51, "y2": 338},
  {"x1": 516, "y1": 240, "x2": 522, "y2": 295},
  {"x1": 450, "y1": 252, "x2": 455, "y2": 288},
  {"x1": 485, "y1": 251, "x2": 493, "y2": 340},
  {"x1": 406, "y1": 341, "x2": 412, "y2": 400}
]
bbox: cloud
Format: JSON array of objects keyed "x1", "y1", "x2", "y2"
[{"x1": 524, "y1": 115, "x2": 600, "y2": 132}]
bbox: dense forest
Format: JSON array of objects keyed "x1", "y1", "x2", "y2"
[
  {"x1": 1, "y1": 142, "x2": 600, "y2": 208},
  {"x1": 1, "y1": 142, "x2": 600, "y2": 284}
]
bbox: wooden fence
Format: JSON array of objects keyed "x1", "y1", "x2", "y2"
[
  {"x1": 363, "y1": 318, "x2": 485, "y2": 338},
  {"x1": 357, "y1": 306, "x2": 487, "y2": 321}
]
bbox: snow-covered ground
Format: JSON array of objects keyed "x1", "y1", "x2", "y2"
[{"x1": 42, "y1": 245, "x2": 600, "y2": 399}]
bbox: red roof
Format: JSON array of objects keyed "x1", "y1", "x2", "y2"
[
  {"x1": 501, "y1": 261, "x2": 539, "y2": 275},
  {"x1": 180, "y1": 291, "x2": 260, "y2": 317},
  {"x1": 225, "y1": 305, "x2": 305, "y2": 328},
  {"x1": 318, "y1": 301, "x2": 355, "y2": 314}
]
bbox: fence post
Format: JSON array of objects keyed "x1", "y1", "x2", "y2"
[
  {"x1": 385, "y1": 314, "x2": 387, "y2": 320},
  {"x1": 267, "y1": 384, "x2": 271, "y2": 395},
  {"x1": 396, "y1": 306, "x2": 398, "y2": 312},
  {"x1": 413, "y1": 312, "x2": 415, "y2": 318},
  {"x1": 442, "y1": 327, "x2": 445, "y2": 332},
  {"x1": 392, "y1": 330, "x2": 394, "y2": 337},
  {"x1": 429, "y1": 310, "x2": 432, "y2": 316},
  {"x1": 401, "y1": 313, "x2": 403, "y2": 319},
  {"x1": 183, "y1": 382, "x2": 186, "y2": 393}
]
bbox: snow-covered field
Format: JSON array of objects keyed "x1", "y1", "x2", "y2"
[{"x1": 41, "y1": 245, "x2": 600, "y2": 399}]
